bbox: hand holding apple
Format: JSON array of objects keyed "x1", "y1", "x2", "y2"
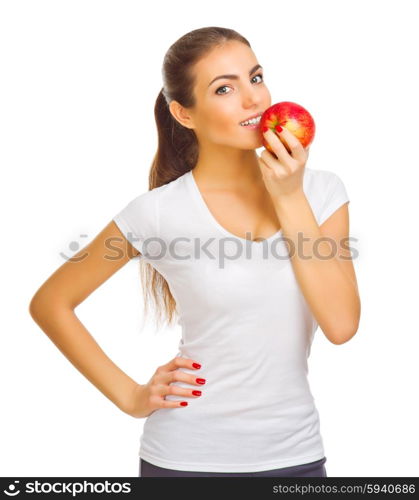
[
  {"x1": 257, "y1": 125, "x2": 309, "y2": 201},
  {"x1": 256, "y1": 101, "x2": 314, "y2": 201}
]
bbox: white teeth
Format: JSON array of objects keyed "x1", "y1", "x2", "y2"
[{"x1": 240, "y1": 115, "x2": 261, "y2": 126}]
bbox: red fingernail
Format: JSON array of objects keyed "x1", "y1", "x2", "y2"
[
  {"x1": 275, "y1": 125, "x2": 283, "y2": 133},
  {"x1": 196, "y1": 378, "x2": 206, "y2": 384},
  {"x1": 180, "y1": 401, "x2": 188, "y2": 406},
  {"x1": 192, "y1": 390, "x2": 202, "y2": 396},
  {"x1": 262, "y1": 125, "x2": 269, "y2": 133},
  {"x1": 192, "y1": 363, "x2": 201, "y2": 369}
]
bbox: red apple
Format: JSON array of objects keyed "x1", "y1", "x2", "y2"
[{"x1": 259, "y1": 101, "x2": 315, "y2": 156}]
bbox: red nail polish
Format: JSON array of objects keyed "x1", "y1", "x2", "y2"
[
  {"x1": 180, "y1": 401, "x2": 188, "y2": 406},
  {"x1": 262, "y1": 125, "x2": 269, "y2": 133},
  {"x1": 196, "y1": 378, "x2": 206, "y2": 384},
  {"x1": 275, "y1": 124, "x2": 283, "y2": 133},
  {"x1": 192, "y1": 363, "x2": 201, "y2": 369},
  {"x1": 192, "y1": 390, "x2": 202, "y2": 396}
]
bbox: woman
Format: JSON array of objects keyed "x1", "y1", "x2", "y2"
[{"x1": 29, "y1": 26, "x2": 361, "y2": 477}]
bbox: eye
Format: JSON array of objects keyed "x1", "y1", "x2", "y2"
[{"x1": 215, "y1": 73, "x2": 264, "y2": 95}]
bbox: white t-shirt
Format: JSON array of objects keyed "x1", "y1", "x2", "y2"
[{"x1": 112, "y1": 167, "x2": 350, "y2": 473}]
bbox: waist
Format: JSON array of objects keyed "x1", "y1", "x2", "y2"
[{"x1": 141, "y1": 398, "x2": 324, "y2": 471}]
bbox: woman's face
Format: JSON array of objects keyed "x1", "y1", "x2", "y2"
[{"x1": 174, "y1": 41, "x2": 272, "y2": 151}]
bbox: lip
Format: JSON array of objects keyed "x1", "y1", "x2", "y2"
[{"x1": 239, "y1": 111, "x2": 264, "y2": 125}]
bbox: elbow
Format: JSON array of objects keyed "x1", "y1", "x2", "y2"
[
  {"x1": 29, "y1": 289, "x2": 75, "y2": 323},
  {"x1": 29, "y1": 283, "x2": 47, "y2": 319},
  {"x1": 29, "y1": 294, "x2": 43, "y2": 322},
  {"x1": 28, "y1": 290, "x2": 54, "y2": 322},
  {"x1": 326, "y1": 298, "x2": 361, "y2": 345},
  {"x1": 327, "y1": 322, "x2": 359, "y2": 345}
]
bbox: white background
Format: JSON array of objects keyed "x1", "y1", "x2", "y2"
[{"x1": 1, "y1": 0, "x2": 418, "y2": 477}]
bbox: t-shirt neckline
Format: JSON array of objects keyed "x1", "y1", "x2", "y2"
[{"x1": 186, "y1": 169, "x2": 283, "y2": 244}]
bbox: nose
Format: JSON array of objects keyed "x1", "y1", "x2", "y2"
[{"x1": 241, "y1": 86, "x2": 263, "y2": 110}]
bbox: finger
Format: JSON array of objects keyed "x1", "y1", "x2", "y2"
[
  {"x1": 257, "y1": 156, "x2": 273, "y2": 183},
  {"x1": 258, "y1": 154, "x2": 272, "y2": 171},
  {"x1": 160, "y1": 383, "x2": 202, "y2": 399},
  {"x1": 260, "y1": 149, "x2": 289, "y2": 176},
  {"x1": 161, "y1": 401, "x2": 188, "y2": 408},
  {"x1": 275, "y1": 126, "x2": 307, "y2": 163},
  {"x1": 159, "y1": 356, "x2": 201, "y2": 374},
  {"x1": 148, "y1": 387, "x2": 189, "y2": 409},
  {"x1": 263, "y1": 128, "x2": 290, "y2": 165},
  {"x1": 158, "y1": 398, "x2": 190, "y2": 408},
  {"x1": 162, "y1": 368, "x2": 206, "y2": 387}
]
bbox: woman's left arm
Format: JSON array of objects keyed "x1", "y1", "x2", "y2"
[{"x1": 258, "y1": 127, "x2": 361, "y2": 345}]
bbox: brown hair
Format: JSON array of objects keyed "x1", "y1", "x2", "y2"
[{"x1": 140, "y1": 26, "x2": 251, "y2": 332}]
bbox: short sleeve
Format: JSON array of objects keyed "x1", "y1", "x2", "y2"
[
  {"x1": 318, "y1": 172, "x2": 350, "y2": 226},
  {"x1": 112, "y1": 189, "x2": 159, "y2": 259}
]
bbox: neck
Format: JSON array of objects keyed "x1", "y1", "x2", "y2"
[{"x1": 192, "y1": 145, "x2": 265, "y2": 192}]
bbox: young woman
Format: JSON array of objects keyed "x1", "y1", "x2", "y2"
[{"x1": 29, "y1": 26, "x2": 361, "y2": 478}]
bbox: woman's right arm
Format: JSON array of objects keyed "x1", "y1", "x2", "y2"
[
  {"x1": 29, "y1": 220, "x2": 206, "y2": 417},
  {"x1": 29, "y1": 220, "x2": 142, "y2": 414}
]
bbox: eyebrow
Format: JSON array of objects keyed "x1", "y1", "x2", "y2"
[{"x1": 207, "y1": 64, "x2": 263, "y2": 87}]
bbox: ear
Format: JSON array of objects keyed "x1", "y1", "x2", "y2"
[{"x1": 169, "y1": 100, "x2": 195, "y2": 130}]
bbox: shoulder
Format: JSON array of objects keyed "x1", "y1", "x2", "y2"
[
  {"x1": 116, "y1": 173, "x2": 182, "y2": 209},
  {"x1": 112, "y1": 172, "x2": 190, "y2": 229},
  {"x1": 304, "y1": 168, "x2": 350, "y2": 226},
  {"x1": 132, "y1": 171, "x2": 189, "y2": 203},
  {"x1": 304, "y1": 167, "x2": 341, "y2": 190},
  {"x1": 304, "y1": 167, "x2": 348, "y2": 201}
]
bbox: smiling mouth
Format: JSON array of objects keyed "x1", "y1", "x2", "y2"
[{"x1": 239, "y1": 114, "x2": 263, "y2": 126}]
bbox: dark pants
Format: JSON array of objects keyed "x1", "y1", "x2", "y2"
[{"x1": 139, "y1": 456, "x2": 327, "y2": 477}]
